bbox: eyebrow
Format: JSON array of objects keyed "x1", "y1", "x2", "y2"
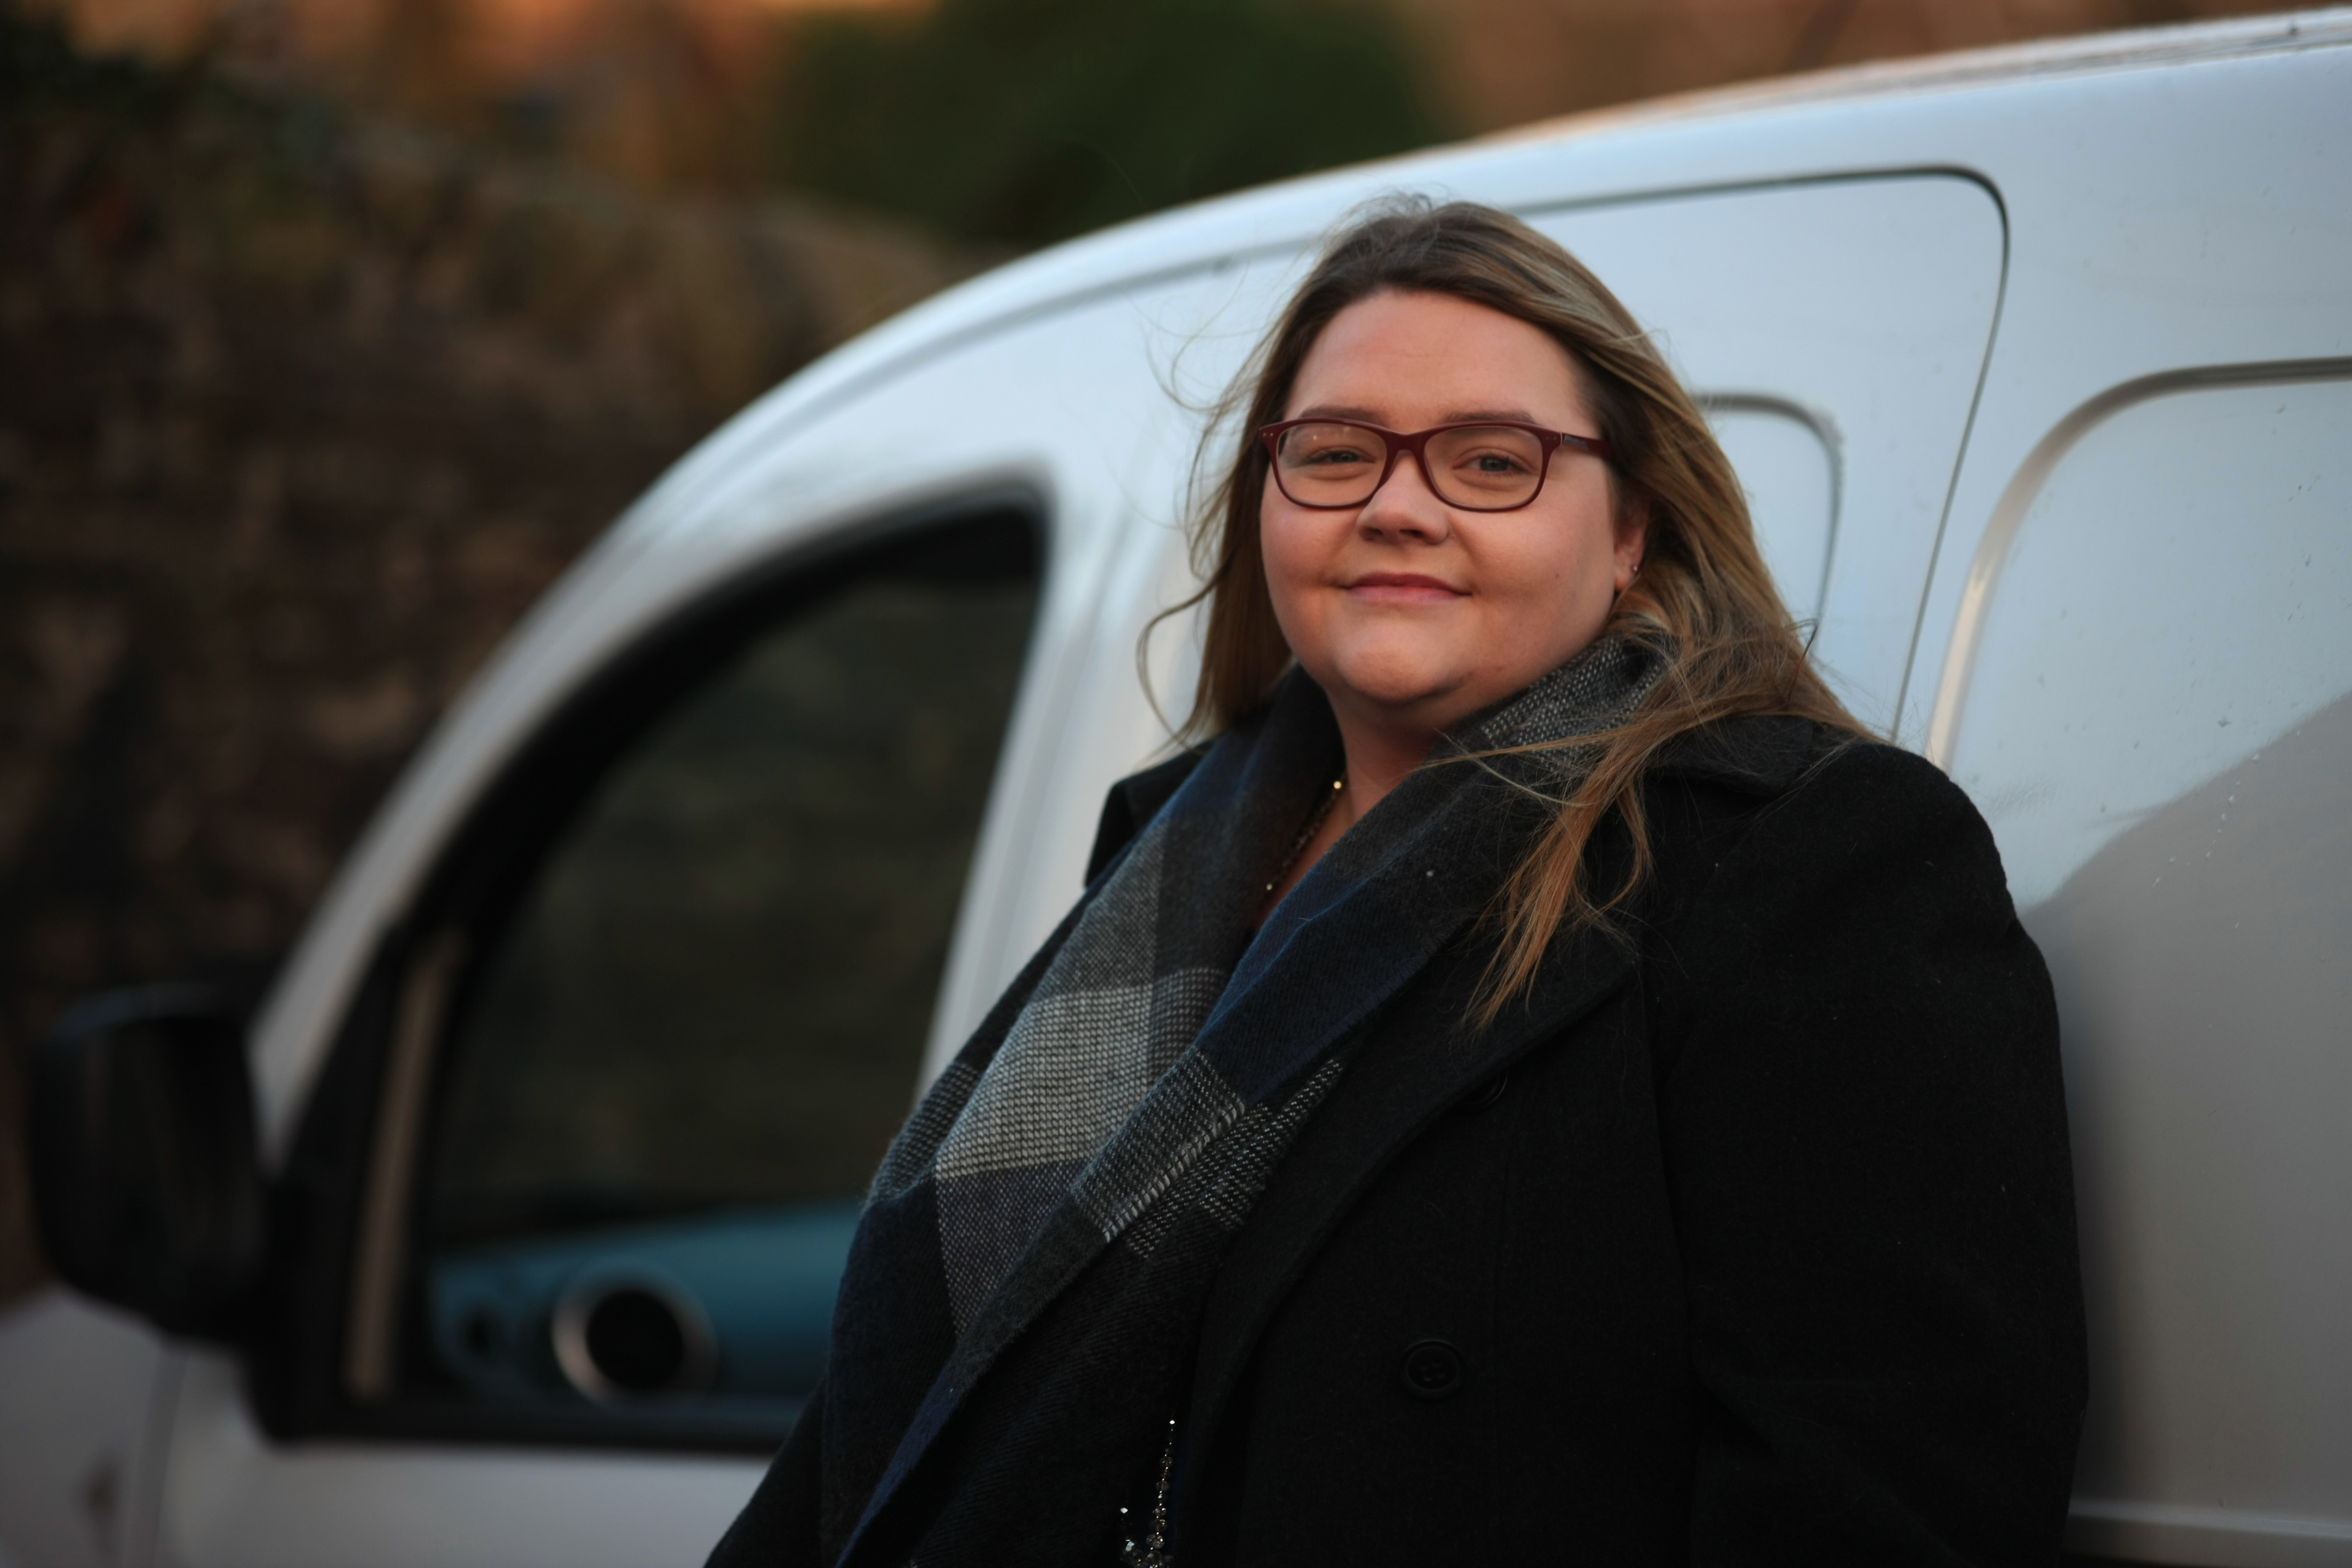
[{"x1": 1291, "y1": 403, "x2": 1548, "y2": 426}]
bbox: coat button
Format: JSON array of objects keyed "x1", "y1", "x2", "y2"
[{"x1": 1400, "y1": 1339, "x2": 1463, "y2": 1400}]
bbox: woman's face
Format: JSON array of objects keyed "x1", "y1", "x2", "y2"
[{"x1": 1261, "y1": 289, "x2": 1646, "y2": 744}]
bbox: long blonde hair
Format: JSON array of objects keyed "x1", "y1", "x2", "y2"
[{"x1": 1164, "y1": 198, "x2": 1866, "y2": 1023}]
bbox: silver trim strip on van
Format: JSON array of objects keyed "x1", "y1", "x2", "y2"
[
  {"x1": 346, "y1": 930, "x2": 466, "y2": 1400},
  {"x1": 2067, "y1": 1495, "x2": 2352, "y2": 1566}
]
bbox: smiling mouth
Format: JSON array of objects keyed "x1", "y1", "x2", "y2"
[{"x1": 1347, "y1": 573, "x2": 1466, "y2": 601}]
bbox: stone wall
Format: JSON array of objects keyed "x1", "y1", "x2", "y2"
[{"x1": 0, "y1": 20, "x2": 971, "y2": 1304}]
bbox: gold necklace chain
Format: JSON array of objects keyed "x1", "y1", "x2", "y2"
[{"x1": 1263, "y1": 776, "x2": 1346, "y2": 896}]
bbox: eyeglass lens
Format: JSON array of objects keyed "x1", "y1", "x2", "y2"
[{"x1": 1272, "y1": 422, "x2": 1550, "y2": 509}]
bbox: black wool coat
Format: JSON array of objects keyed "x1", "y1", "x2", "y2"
[{"x1": 715, "y1": 717, "x2": 2087, "y2": 1566}]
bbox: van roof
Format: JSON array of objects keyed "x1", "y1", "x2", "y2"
[{"x1": 624, "y1": 4, "x2": 2352, "y2": 545}]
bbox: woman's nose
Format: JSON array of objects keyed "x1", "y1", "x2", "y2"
[{"x1": 1356, "y1": 452, "x2": 1453, "y2": 542}]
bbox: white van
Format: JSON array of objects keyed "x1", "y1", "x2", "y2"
[{"x1": 4, "y1": 10, "x2": 2347, "y2": 1566}]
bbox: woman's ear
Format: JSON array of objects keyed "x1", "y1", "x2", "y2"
[{"x1": 1612, "y1": 494, "x2": 1650, "y2": 595}]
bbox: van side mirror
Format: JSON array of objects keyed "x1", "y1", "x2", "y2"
[{"x1": 27, "y1": 986, "x2": 266, "y2": 1339}]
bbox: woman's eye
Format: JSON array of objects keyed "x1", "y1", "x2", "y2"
[
  {"x1": 1462, "y1": 450, "x2": 1530, "y2": 474},
  {"x1": 1303, "y1": 448, "x2": 1371, "y2": 467}
]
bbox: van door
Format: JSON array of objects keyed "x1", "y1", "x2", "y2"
[{"x1": 150, "y1": 505, "x2": 1045, "y2": 1568}]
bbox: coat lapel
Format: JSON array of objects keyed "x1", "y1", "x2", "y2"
[{"x1": 1180, "y1": 713, "x2": 1828, "y2": 1456}]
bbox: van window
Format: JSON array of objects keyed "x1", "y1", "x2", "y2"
[
  {"x1": 1941, "y1": 376, "x2": 2351, "y2": 1522},
  {"x1": 386, "y1": 512, "x2": 1039, "y2": 1437}
]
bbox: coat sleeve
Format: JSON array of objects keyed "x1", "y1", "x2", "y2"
[{"x1": 1649, "y1": 745, "x2": 2086, "y2": 1565}]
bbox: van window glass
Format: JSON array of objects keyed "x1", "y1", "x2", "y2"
[{"x1": 409, "y1": 514, "x2": 1038, "y2": 1432}]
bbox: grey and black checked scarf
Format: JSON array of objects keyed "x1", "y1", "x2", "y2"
[{"x1": 812, "y1": 640, "x2": 1661, "y2": 1567}]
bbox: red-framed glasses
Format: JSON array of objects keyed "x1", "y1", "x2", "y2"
[{"x1": 1260, "y1": 417, "x2": 1614, "y2": 513}]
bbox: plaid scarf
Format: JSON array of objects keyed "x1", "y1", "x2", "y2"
[{"x1": 816, "y1": 640, "x2": 1661, "y2": 1567}]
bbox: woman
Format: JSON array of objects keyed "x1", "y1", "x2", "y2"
[{"x1": 711, "y1": 201, "x2": 2085, "y2": 1566}]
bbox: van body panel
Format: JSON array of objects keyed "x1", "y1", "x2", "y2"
[
  {"x1": 1532, "y1": 177, "x2": 2004, "y2": 732},
  {"x1": 1911, "y1": 44, "x2": 2352, "y2": 732},
  {"x1": 1900, "y1": 43, "x2": 2352, "y2": 1553},
  {"x1": 153, "y1": 1355, "x2": 761, "y2": 1568},
  {"x1": 0, "y1": 1294, "x2": 168, "y2": 1568},
  {"x1": 1940, "y1": 377, "x2": 2352, "y2": 1554}
]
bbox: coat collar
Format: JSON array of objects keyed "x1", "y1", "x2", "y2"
[{"x1": 1177, "y1": 712, "x2": 1831, "y2": 1472}]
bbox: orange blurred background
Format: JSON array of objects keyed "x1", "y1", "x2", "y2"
[{"x1": 31, "y1": 0, "x2": 2295, "y2": 198}]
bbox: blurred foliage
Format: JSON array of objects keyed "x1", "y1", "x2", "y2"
[
  {"x1": 769, "y1": 0, "x2": 1450, "y2": 248},
  {"x1": 5, "y1": 0, "x2": 203, "y2": 120}
]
